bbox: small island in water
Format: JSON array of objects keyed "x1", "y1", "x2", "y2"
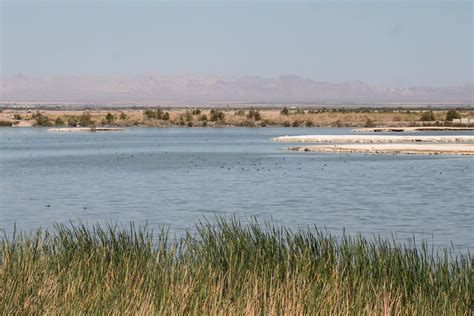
[{"x1": 274, "y1": 134, "x2": 474, "y2": 155}]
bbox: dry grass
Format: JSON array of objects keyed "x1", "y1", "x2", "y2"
[
  {"x1": 1, "y1": 108, "x2": 472, "y2": 128},
  {"x1": 1, "y1": 218, "x2": 472, "y2": 314}
]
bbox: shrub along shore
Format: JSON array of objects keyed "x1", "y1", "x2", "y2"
[
  {"x1": 1, "y1": 218, "x2": 471, "y2": 314},
  {"x1": 1, "y1": 107, "x2": 473, "y2": 128}
]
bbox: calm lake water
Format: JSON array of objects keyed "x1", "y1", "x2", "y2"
[{"x1": 1, "y1": 127, "x2": 473, "y2": 251}]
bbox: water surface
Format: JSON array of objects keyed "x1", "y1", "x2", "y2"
[{"x1": 1, "y1": 127, "x2": 472, "y2": 251}]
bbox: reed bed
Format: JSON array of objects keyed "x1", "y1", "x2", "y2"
[{"x1": 1, "y1": 218, "x2": 472, "y2": 314}]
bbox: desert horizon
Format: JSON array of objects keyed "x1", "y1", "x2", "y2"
[{"x1": 2, "y1": 73, "x2": 473, "y2": 104}]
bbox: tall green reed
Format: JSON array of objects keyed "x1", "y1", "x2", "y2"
[{"x1": 1, "y1": 217, "x2": 471, "y2": 314}]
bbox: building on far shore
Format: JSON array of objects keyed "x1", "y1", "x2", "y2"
[{"x1": 452, "y1": 118, "x2": 474, "y2": 125}]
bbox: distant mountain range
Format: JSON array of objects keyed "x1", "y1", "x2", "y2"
[{"x1": 1, "y1": 74, "x2": 473, "y2": 104}]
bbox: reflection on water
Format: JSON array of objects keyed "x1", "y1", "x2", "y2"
[{"x1": 0, "y1": 127, "x2": 473, "y2": 251}]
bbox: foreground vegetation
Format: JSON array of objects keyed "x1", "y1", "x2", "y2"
[
  {"x1": 1, "y1": 107, "x2": 473, "y2": 128},
  {"x1": 1, "y1": 219, "x2": 471, "y2": 314}
]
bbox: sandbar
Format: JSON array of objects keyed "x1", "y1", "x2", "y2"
[
  {"x1": 353, "y1": 126, "x2": 474, "y2": 132},
  {"x1": 287, "y1": 143, "x2": 474, "y2": 155},
  {"x1": 272, "y1": 135, "x2": 474, "y2": 143},
  {"x1": 48, "y1": 127, "x2": 126, "y2": 132}
]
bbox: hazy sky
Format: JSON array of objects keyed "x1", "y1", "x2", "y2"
[{"x1": 1, "y1": 0, "x2": 472, "y2": 87}]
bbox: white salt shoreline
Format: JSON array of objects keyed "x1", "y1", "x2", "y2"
[
  {"x1": 353, "y1": 127, "x2": 474, "y2": 132},
  {"x1": 272, "y1": 135, "x2": 474, "y2": 143},
  {"x1": 287, "y1": 143, "x2": 474, "y2": 155},
  {"x1": 48, "y1": 127, "x2": 126, "y2": 132},
  {"x1": 273, "y1": 134, "x2": 474, "y2": 155}
]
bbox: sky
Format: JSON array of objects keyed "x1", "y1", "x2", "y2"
[{"x1": 1, "y1": 0, "x2": 472, "y2": 87}]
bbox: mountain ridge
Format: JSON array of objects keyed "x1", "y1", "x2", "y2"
[{"x1": 1, "y1": 74, "x2": 472, "y2": 103}]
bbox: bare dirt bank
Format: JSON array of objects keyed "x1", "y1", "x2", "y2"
[
  {"x1": 287, "y1": 143, "x2": 474, "y2": 155},
  {"x1": 272, "y1": 135, "x2": 474, "y2": 143}
]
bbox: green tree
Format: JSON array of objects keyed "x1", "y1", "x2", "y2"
[
  {"x1": 156, "y1": 109, "x2": 164, "y2": 119},
  {"x1": 67, "y1": 116, "x2": 79, "y2": 127},
  {"x1": 446, "y1": 110, "x2": 461, "y2": 121},
  {"x1": 105, "y1": 113, "x2": 115, "y2": 124},
  {"x1": 280, "y1": 107, "x2": 289, "y2": 115},
  {"x1": 247, "y1": 108, "x2": 261, "y2": 121},
  {"x1": 79, "y1": 112, "x2": 94, "y2": 126},
  {"x1": 210, "y1": 109, "x2": 225, "y2": 122},
  {"x1": 144, "y1": 109, "x2": 156, "y2": 119},
  {"x1": 420, "y1": 111, "x2": 436, "y2": 121},
  {"x1": 33, "y1": 112, "x2": 52, "y2": 126},
  {"x1": 54, "y1": 117, "x2": 65, "y2": 126}
]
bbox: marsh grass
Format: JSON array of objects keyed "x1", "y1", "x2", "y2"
[{"x1": 0, "y1": 218, "x2": 472, "y2": 314}]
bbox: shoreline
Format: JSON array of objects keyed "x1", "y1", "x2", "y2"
[
  {"x1": 272, "y1": 135, "x2": 474, "y2": 143},
  {"x1": 2, "y1": 107, "x2": 473, "y2": 129},
  {"x1": 353, "y1": 126, "x2": 474, "y2": 132},
  {"x1": 47, "y1": 127, "x2": 126, "y2": 132},
  {"x1": 286, "y1": 143, "x2": 474, "y2": 155}
]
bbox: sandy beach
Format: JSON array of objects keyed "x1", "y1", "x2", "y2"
[
  {"x1": 272, "y1": 135, "x2": 474, "y2": 143},
  {"x1": 287, "y1": 143, "x2": 474, "y2": 155}
]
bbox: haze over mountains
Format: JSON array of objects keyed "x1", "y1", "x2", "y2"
[{"x1": 1, "y1": 74, "x2": 473, "y2": 104}]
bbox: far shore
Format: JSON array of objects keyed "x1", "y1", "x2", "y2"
[{"x1": 1, "y1": 107, "x2": 473, "y2": 129}]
